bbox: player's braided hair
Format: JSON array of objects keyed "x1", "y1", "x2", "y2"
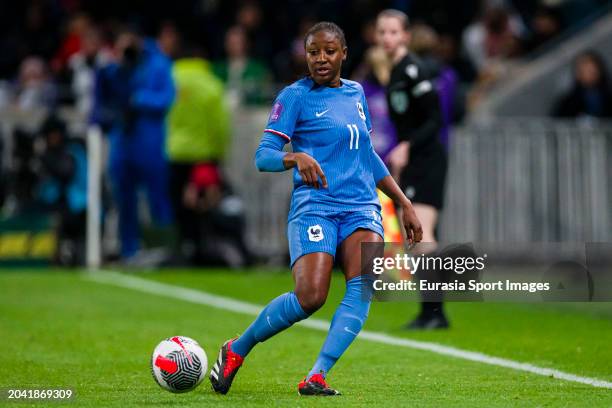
[{"x1": 304, "y1": 21, "x2": 346, "y2": 48}]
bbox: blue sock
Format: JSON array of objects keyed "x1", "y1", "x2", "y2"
[
  {"x1": 307, "y1": 275, "x2": 371, "y2": 379},
  {"x1": 231, "y1": 292, "x2": 309, "y2": 357}
]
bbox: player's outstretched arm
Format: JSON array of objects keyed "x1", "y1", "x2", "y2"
[{"x1": 377, "y1": 175, "x2": 423, "y2": 244}]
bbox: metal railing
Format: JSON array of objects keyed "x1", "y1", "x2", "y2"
[{"x1": 439, "y1": 119, "x2": 611, "y2": 244}]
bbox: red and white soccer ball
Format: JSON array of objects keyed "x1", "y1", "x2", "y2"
[{"x1": 151, "y1": 336, "x2": 208, "y2": 393}]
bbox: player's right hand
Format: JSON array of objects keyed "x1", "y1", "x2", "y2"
[{"x1": 285, "y1": 152, "x2": 328, "y2": 189}]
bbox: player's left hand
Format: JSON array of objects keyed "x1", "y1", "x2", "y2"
[{"x1": 401, "y1": 202, "x2": 422, "y2": 245}]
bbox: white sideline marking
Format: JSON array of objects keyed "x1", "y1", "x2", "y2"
[{"x1": 85, "y1": 270, "x2": 612, "y2": 390}]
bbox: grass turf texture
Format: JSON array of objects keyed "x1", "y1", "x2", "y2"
[{"x1": 0, "y1": 269, "x2": 611, "y2": 407}]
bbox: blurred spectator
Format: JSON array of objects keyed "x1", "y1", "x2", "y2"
[
  {"x1": 60, "y1": 27, "x2": 112, "y2": 116},
  {"x1": 51, "y1": 13, "x2": 92, "y2": 72},
  {"x1": 213, "y1": 25, "x2": 272, "y2": 106},
  {"x1": 157, "y1": 21, "x2": 181, "y2": 60},
  {"x1": 462, "y1": 6, "x2": 523, "y2": 73},
  {"x1": 166, "y1": 46, "x2": 228, "y2": 262},
  {"x1": 92, "y1": 26, "x2": 175, "y2": 259},
  {"x1": 462, "y1": 6, "x2": 525, "y2": 110},
  {"x1": 523, "y1": 5, "x2": 563, "y2": 53},
  {"x1": 411, "y1": 24, "x2": 461, "y2": 149},
  {"x1": 14, "y1": 56, "x2": 56, "y2": 111},
  {"x1": 35, "y1": 115, "x2": 87, "y2": 265},
  {"x1": 552, "y1": 50, "x2": 612, "y2": 119}
]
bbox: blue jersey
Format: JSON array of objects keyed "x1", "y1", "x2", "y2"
[{"x1": 263, "y1": 77, "x2": 389, "y2": 218}]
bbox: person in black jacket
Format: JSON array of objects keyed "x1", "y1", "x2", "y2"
[
  {"x1": 553, "y1": 50, "x2": 612, "y2": 119},
  {"x1": 377, "y1": 9, "x2": 449, "y2": 329}
]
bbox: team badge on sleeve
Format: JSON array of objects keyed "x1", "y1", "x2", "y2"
[{"x1": 269, "y1": 102, "x2": 283, "y2": 122}]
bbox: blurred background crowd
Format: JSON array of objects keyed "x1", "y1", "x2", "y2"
[
  {"x1": 3, "y1": 0, "x2": 612, "y2": 111},
  {"x1": 0, "y1": 0, "x2": 611, "y2": 268}
]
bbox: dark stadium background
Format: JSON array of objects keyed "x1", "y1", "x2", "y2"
[{"x1": 0, "y1": 0, "x2": 611, "y2": 406}]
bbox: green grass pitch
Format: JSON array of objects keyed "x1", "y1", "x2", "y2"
[{"x1": 1, "y1": 269, "x2": 611, "y2": 407}]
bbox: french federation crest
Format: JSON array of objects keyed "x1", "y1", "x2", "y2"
[
  {"x1": 308, "y1": 225, "x2": 324, "y2": 242},
  {"x1": 356, "y1": 101, "x2": 366, "y2": 121}
]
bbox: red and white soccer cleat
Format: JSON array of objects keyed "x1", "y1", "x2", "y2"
[
  {"x1": 298, "y1": 373, "x2": 341, "y2": 396},
  {"x1": 209, "y1": 339, "x2": 244, "y2": 394}
]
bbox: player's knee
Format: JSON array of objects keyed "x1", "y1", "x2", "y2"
[{"x1": 296, "y1": 289, "x2": 328, "y2": 314}]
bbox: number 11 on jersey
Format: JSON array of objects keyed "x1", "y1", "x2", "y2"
[{"x1": 346, "y1": 124, "x2": 359, "y2": 150}]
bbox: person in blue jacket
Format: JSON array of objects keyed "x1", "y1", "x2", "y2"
[{"x1": 92, "y1": 26, "x2": 175, "y2": 259}]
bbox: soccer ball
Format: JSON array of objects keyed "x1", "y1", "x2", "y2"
[{"x1": 151, "y1": 336, "x2": 208, "y2": 393}]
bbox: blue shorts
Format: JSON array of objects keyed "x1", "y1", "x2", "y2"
[{"x1": 288, "y1": 210, "x2": 384, "y2": 267}]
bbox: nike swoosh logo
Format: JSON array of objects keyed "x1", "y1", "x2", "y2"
[
  {"x1": 267, "y1": 315, "x2": 278, "y2": 330},
  {"x1": 315, "y1": 109, "x2": 329, "y2": 117},
  {"x1": 344, "y1": 326, "x2": 359, "y2": 336}
]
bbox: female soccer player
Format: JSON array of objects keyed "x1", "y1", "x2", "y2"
[
  {"x1": 210, "y1": 22, "x2": 422, "y2": 396},
  {"x1": 376, "y1": 10, "x2": 449, "y2": 329}
]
